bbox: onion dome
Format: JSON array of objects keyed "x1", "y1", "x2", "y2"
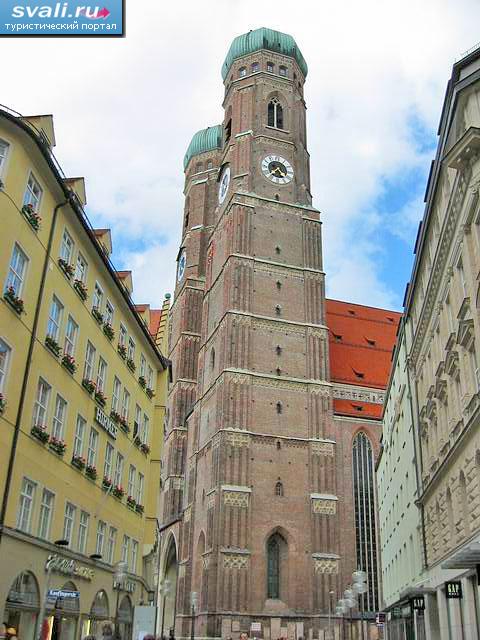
[{"x1": 183, "y1": 125, "x2": 222, "y2": 170}]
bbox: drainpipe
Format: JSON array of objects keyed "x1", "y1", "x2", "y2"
[{"x1": 0, "y1": 197, "x2": 70, "y2": 542}]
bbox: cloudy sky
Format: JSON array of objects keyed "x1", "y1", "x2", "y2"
[{"x1": 2, "y1": 0, "x2": 480, "y2": 310}]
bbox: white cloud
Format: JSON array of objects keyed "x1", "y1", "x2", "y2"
[{"x1": 1, "y1": 0, "x2": 479, "y2": 310}]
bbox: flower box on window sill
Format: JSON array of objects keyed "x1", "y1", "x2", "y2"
[
  {"x1": 85, "y1": 465, "x2": 98, "y2": 481},
  {"x1": 126, "y1": 496, "x2": 136, "y2": 509},
  {"x1": 117, "y1": 344, "x2": 127, "y2": 359},
  {"x1": 119, "y1": 417, "x2": 130, "y2": 434},
  {"x1": 62, "y1": 354, "x2": 77, "y2": 374},
  {"x1": 102, "y1": 477, "x2": 113, "y2": 491},
  {"x1": 135, "y1": 503, "x2": 144, "y2": 515},
  {"x1": 133, "y1": 435, "x2": 141, "y2": 448},
  {"x1": 92, "y1": 307, "x2": 104, "y2": 324},
  {"x1": 31, "y1": 424, "x2": 49, "y2": 444},
  {"x1": 103, "y1": 323, "x2": 115, "y2": 341},
  {"x1": 48, "y1": 436, "x2": 66, "y2": 456},
  {"x1": 45, "y1": 335, "x2": 61, "y2": 358},
  {"x1": 22, "y1": 204, "x2": 41, "y2": 231},
  {"x1": 126, "y1": 358, "x2": 136, "y2": 373},
  {"x1": 110, "y1": 410, "x2": 121, "y2": 424},
  {"x1": 95, "y1": 390, "x2": 107, "y2": 408},
  {"x1": 73, "y1": 279, "x2": 88, "y2": 301},
  {"x1": 4, "y1": 287, "x2": 24, "y2": 314},
  {"x1": 58, "y1": 258, "x2": 75, "y2": 279},
  {"x1": 146, "y1": 387, "x2": 155, "y2": 399},
  {"x1": 138, "y1": 376, "x2": 146, "y2": 389},
  {"x1": 140, "y1": 442, "x2": 150, "y2": 455},
  {"x1": 0, "y1": 393, "x2": 5, "y2": 415},
  {"x1": 71, "y1": 455, "x2": 86, "y2": 471},
  {"x1": 112, "y1": 485, "x2": 125, "y2": 500},
  {"x1": 82, "y1": 378, "x2": 96, "y2": 395}
]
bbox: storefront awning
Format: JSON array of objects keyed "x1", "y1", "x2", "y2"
[{"x1": 442, "y1": 541, "x2": 480, "y2": 569}]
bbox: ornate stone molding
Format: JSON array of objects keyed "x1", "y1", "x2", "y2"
[
  {"x1": 311, "y1": 441, "x2": 335, "y2": 456},
  {"x1": 311, "y1": 499, "x2": 337, "y2": 515},
  {"x1": 332, "y1": 383, "x2": 385, "y2": 405},
  {"x1": 223, "y1": 491, "x2": 249, "y2": 508},
  {"x1": 313, "y1": 558, "x2": 339, "y2": 574},
  {"x1": 224, "y1": 431, "x2": 250, "y2": 447}
]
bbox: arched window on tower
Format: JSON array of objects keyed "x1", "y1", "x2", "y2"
[
  {"x1": 225, "y1": 118, "x2": 232, "y2": 145},
  {"x1": 267, "y1": 534, "x2": 282, "y2": 598},
  {"x1": 268, "y1": 99, "x2": 284, "y2": 130},
  {"x1": 352, "y1": 432, "x2": 379, "y2": 612},
  {"x1": 210, "y1": 348, "x2": 215, "y2": 372},
  {"x1": 275, "y1": 481, "x2": 284, "y2": 496}
]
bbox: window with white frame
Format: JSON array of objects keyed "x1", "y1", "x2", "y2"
[
  {"x1": 17, "y1": 478, "x2": 36, "y2": 532},
  {"x1": 121, "y1": 534, "x2": 130, "y2": 564},
  {"x1": 77, "y1": 510, "x2": 89, "y2": 554},
  {"x1": 52, "y1": 394, "x2": 67, "y2": 440},
  {"x1": 73, "y1": 414, "x2": 86, "y2": 458},
  {"x1": 112, "y1": 377, "x2": 121, "y2": 412},
  {"x1": 96, "y1": 520, "x2": 106, "y2": 555},
  {"x1": 128, "y1": 465, "x2": 136, "y2": 497},
  {"x1": 63, "y1": 502, "x2": 76, "y2": 546},
  {"x1": 37, "y1": 488, "x2": 54, "y2": 540},
  {"x1": 114, "y1": 453, "x2": 124, "y2": 487},
  {"x1": 93, "y1": 282, "x2": 103, "y2": 311},
  {"x1": 64, "y1": 315, "x2": 78, "y2": 357},
  {"x1": 5, "y1": 243, "x2": 28, "y2": 296},
  {"x1": 96, "y1": 357, "x2": 107, "y2": 393},
  {"x1": 119, "y1": 324, "x2": 127, "y2": 347},
  {"x1": 131, "y1": 540, "x2": 138, "y2": 574},
  {"x1": 142, "y1": 413, "x2": 150, "y2": 444},
  {"x1": 84, "y1": 341, "x2": 96, "y2": 381},
  {"x1": 104, "y1": 442, "x2": 114, "y2": 480},
  {"x1": 32, "y1": 378, "x2": 51, "y2": 427},
  {"x1": 134, "y1": 404, "x2": 141, "y2": 438},
  {"x1": 0, "y1": 139, "x2": 9, "y2": 175},
  {"x1": 23, "y1": 173, "x2": 42, "y2": 211},
  {"x1": 140, "y1": 354, "x2": 146, "y2": 379},
  {"x1": 0, "y1": 338, "x2": 12, "y2": 392},
  {"x1": 60, "y1": 229, "x2": 75, "y2": 264},
  {"x1": 136, "y1": 473, "x2": 144, "y2": 505},
  {"x1": 105, "y1": 301, "x2": 114, "y2": 326},
  {"x1": 127, "y1": 338, "x2": 135, "y2": 361},
  {"x1": 147, "y1": 366, "x2": 154, "y2": 390},
  {"x1": 106, "y1": 526, "x2": 117, "y2": 564},
  {"x1": 121, "y1": 389, "x2": 130, "y2": 420},
  {"x1": 75, "y1": 253, "x2": 88, "y2": 283},
  {"x1": 47, "y1": 296, "x2": 64, "y2": 342},
  {"x1": 87, "y1": 427, "x2": 98, "y2": 468}
]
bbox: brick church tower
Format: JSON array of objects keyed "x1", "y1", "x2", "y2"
[{"x1": 161, "y1": 28, "x2": 398, "y2": 639}]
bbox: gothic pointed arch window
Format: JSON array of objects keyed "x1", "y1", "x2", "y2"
[
  {"x1": 352, "y1": 432, "x2": 379, "y2": 611},
  {"x1": 275, "y1": 481, "x2": 284, "y2": 496},
  {"x1": 268, "y1": 98, "x2": 284, "y2": 130},
  {"x1": 267, "y1": 534, "x2": 283, "y2": 598}
]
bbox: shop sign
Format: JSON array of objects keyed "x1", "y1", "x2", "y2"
[
  {"x1": 251, "y1": 623, "x2": 262, "y2": 633},
  {"x1": 411, "y1": 596, "x2": 425, "y2": 611},
  {"x1": 45, "y1": 554, "x2": 94, "y2": 581},
  {"x1": 446, "y1": 581, "x2": 463, "y2": 599},
  {"x1": 95, "y1": 406, "x2": 118, "y2": 439},
  {"x1": 48, "y1": 589, "x2": 80, "y2": 600},
  {"x1": 113, "y1": 579, "x2": 136, "y2": 593},
  {"x1": 376, "y1": 613, "x2": 385, "y2": 626}
]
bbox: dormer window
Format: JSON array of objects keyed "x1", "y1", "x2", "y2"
[
  {"x1": 279, "y1": 65, "x2": 287, "y2": 77},
  {"x1": 352, "y1": 368, "x2": 365, "y2": 379},
  {"x1": 365, "y1": 337, "x2": 376, "y2": 346},
  {"x1": 333, "y1": 333, "x2": 342, "y2": 342},
  {"x1": 239, "y1": 67, "x2": 247, "y2": 77},
  {"x1": 267, "y1": 62, "x2": 274, "y2": 73}
]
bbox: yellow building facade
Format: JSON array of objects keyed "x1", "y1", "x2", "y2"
[{"x1": 0, "y1": 106, "x2": 170, "y2": 640}]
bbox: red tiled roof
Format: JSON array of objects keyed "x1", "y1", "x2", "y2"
[
  {"x1": 135, "y1": 304, "x2": 149, "y2": 312},
  {"x1": 116, "y1": 270, "x2": 131, "y2": 279},
  {"x1": 326, "y1": 298, "x2": 401, "y2": 419},
  {"x1": 149, "y1": 309, "x2": 163, "y2": 338}
]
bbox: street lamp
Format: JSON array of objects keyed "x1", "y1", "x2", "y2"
[
  {"x1": 190, "y1": 592, "x2": 198, "y2": 640},
  {"x1": 352, "y1": 571, "x2": 368, "y2": 640},
  {"x1": 36, "y1": 539, "x2": 69, "y2": 640},
  {"x1": 328, "y1": 590, "x2": 335, "y2": 640},
  {"x1": 113, "y1": 561, "x2": 128, "y2": 640},
  {"x1": 159, "y1": 579, "x2": 171, "y2": 640}
]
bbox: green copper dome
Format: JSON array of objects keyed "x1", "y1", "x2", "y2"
[
  {"x1": 221, "y1": 27, "x2": 308, "y2": 80},
  {"x1": 183, "y1": 125, "x2": 222, "y2": 170}
]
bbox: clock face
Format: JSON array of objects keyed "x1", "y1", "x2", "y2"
[
  {"x1": 218, "y1": 166, "x2": 231, "y2": 204},
  {"x1": 177, "y1": 250, "x2": 186, "y2": 282},
  {"x1": 261, "y1": 155, "x2": 294, "y2": 184}
]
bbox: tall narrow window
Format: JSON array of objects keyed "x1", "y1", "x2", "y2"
[
  {"x1": 0, "y1": 338, "x2": 12, "y2": 392},
  {"x1": 225, "y1": 119, "x2": 232, "y2": 144},
  {"x1": 0, "y1": 139, "x2": 9, "y2": 175},
  {"x1": 38, "y1": 489, "x2": 54, "y2": 540},
  {"x1": 51, "y1": 394, "x2": 67, "y2": 440},
  {"x1": 119, "y1": 324, "x2": 127, "y2": 348},
  {"x1": 137, "y1": 473, "x2": 144, "y2": 505},
  {"x1": 352, "y1": 432, "x2": 379, "y2": 611},
  {"x1": 459, "y1": 471, "x2": 470, "y2": 537},
  {"x1": 87, "y1": 427, "x2": 98, "y2": 468},
  {"x1": 17, "y1": 478, "x2": 36, "y2": 532},
  {"x1": 5, "y1": 244, "x2": 28, "y2": 296},
  {"x1": 106, "y1": 526, "x2": 117, "y2": 564},
  {"x1": 121, "y1": 535, "x2": 130, "y2": 564},
  {"x1": 73, "y1": 414, "x2": 86, "y2": 458},
  {"x1": 60, "y1": 230, "x2": 75, "y2": 264},
  {"x1": 267, "y1": 534, "x2": 282, "y2": 599},
  {"x1": 112, "y1": 377, "x2": 121, "y2": 413},
  {"x1": 104, "y1": 443, "x2": 114, "y2": 480},
  {"x1": 23, "y1": 173, "x2": 42, "y2": 210},
  {"x1": 275, "y1": 481, "x2": 284, "y2": 496},
  {"x1": 96, "y1": 520, "x2": 106, "y2": 555},
  {"x1": 47, "y1": 296, "x2": 64, "y2": 341},
  {"x1": 75, "y1": 253, "x2": 88, "y2": 283},
  {"x1": 114, "y1": 453, "x2": 124, "y2": 487},
  {"x1": 122, "y1": 389, "x2": 130, "y2": 420},
  {"x1": 127, "y1": 338, "x2": 135, "y2": 361},
  {"x1": 84, "y1": 341, "x2": 96, "y2": 381},
  {"x1": 105, "y1": 301, "x2": 114, "y2": 326},
  {"x1": 33, "y1": 378, "x2": 51, "y2": 428},
  {"x1": 93, "y1": 282, "x2": 103, "y2": 312},
  {"x1": 128, "y1": 465, "x2": 136, "y2": 498},
  {"x1": 96, "y1": 357, "x2": 107, "y2": 393},
  {"x1": 142, "y1": 414, "x2": 150, "y2": 444},
  {"x1": 131, "y1": 540, "x2": 139, "y2": 573},
  {"x1": 147, "y1": 366, "x2": 154, "y2": 390},
  {"x1": 134, "y1": 404, "x2": 141, "y2": 438},
  {"x1": 64, "y1": 315, "x2": 78, "y2": 357},
  {"x1": 140, "y1": 354, "x2": 146, "y2": 379},
  {"x1": 63, "y1": 502, "x2": 76, "y2": 546},
  {"x1": 77, "y1": 510, "x2": 89, "y2": 554},
  {"x1": 268, "y1": 99, "x2": 284, "y2": 129}
]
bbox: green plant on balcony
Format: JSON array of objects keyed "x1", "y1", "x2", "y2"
[
  {"x1": 133, "y1": 435, "x2": 141, "y2": 447},
  {"x1": 140, "y1": 442, "x2": 150, "y2": 455},
  {"x1": 48, "y1": 435, "x2": 66, "y2": 456},
  {"x1": 102, "y1": 476, "x2": 113, "y2": 491},
  {"x1": 71, "y1": 454, "x2": 86, "y2": 470},
  {"x1": 82, "y1": 378, "x2": 96, "y2": 394},
  {"x1": 0, "y1": 393, "x2": 5, "y2": 415},
  {"x1": 45, "y1": 335, "x2": 61, "y2": 357},
  {"x1": 4, "y1": 286, "x2": 24, "y2": 314},
  {"x1": 94, "y1": 389, "x2": 107, "y2": 407},
  {"x1": 146, "y1": 387, "x2": 155, "y2": 399},
  {"x1": 126, "y1": 358, "x2": 136, "y2": 373},
  {"x1": 110, "y1": 410, "x2": 121, "y2": 424},
  {"x1": 126, "y1": 495, "x2": 136, "y2": 509},
  {"x1": 74, "y1": 279, "x2": 88, "y2": 301},
  {"x1": 85, "y1": 464, "x2": 97, "y2": 480},
  {"x1": 112, "y1": 485, "x2": 125, "y2": 499},
  {"x1": 58, "y1": 257, "x2": 75, "y2": 279},
  {"x1": 117, "y1": 343, "x2": 127, "y2": 359},
  {"x1": 22, "y1": 203, "x2": 41, "y2": 231},
  {"x1": 103, "y1": 322, "x2": 115, "y2": 341},
  {"x1": 135, "y1": 503, "x2": 144, "y2": 515},
  {"x1": 138, "y1": 375, "x2": 146, "y2": 389},
  {"x1": 92, "y1": 306, "x2": 104, "y2": 324},
  {"x1": 119, "y1": 417, "x2": 130, "y2": 433},
  {"x1": 62, "y1": 354, "x2": 77, "y2": 374},
  {"x1": 31, "y1": 424, "x2": 49, "y2": 444}
]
